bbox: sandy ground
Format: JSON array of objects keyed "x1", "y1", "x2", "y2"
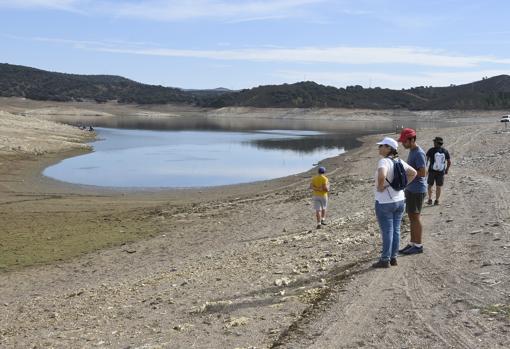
[
  {"x1": 0, "y1": 110, "x2": 94, "y2": 156},
  {"x1": 0, "y1": 100, "x2": 509, "y2": 348}
]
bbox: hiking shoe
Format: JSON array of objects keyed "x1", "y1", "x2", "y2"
[
  {"x1": 390, "y1": 258, "x2": 398, "y2": 266},
  {"x1": 427, "y1": 199, "x2": 433, "y2": 205},
  {"x1": 401, "y1": 245, "x2": 423, "y2": 255},
  {"x1": 398, "y1": 244, "x2": 413, "y2": 254},
  {"x1": 316, "y1": 224, "x2": 322, "y2": 229},
  {"x1": 321, "y1": 220, "x2": 327, "y2": 225},
  {"x1": 372, "y1": 260, "x2": 390, "y2": 268},
  {"x1": 434, "y1": 200, "x2": 439, "y2": 206}
]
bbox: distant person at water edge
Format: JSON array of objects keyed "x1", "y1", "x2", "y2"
[
  {"x1": 372, "y1": 137, "x2": 416, "y2": 268},
  {"x1": 426, "y1": 137, "x2": 451, "y2": 206},
  {"x1": 398, "y1": 128, "x2": 428, "y2": 255},
  {"x1": 310, "y1": 166, "x2": 329, "y2": 229}
]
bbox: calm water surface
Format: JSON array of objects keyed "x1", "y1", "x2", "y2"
[{"x1": 44, "y1": 128, "x2": 354, "y2": 188}]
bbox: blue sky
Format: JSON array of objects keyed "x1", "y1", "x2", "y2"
[{"x1": 1, "y1": 0, "x2": 510, "y2": 90}]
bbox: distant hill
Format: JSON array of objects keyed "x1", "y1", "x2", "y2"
[
  {"x1": 200, "y1": 81, "x2": 424, "y2": 109},
  {"x1": 181, "y1": 87, "x2": 236, "y2": 98},
  {"x1": 1, "y1": 63, "x2": 510, "y2": 110},
  {"x1": 201, "y1": 76, "x2": 510, "y2": 110},
  {"x1": 406, "y1": 76, "x2": 510, "y2": 109},
  {"x1": 0, "y1": 63, "x2": 197, "y2": 104}
]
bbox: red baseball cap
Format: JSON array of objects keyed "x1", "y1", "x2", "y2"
[{"x1": 398, "y1": 128, "x2": 416, "y2": 142}]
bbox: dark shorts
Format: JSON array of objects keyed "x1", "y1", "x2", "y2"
[
  {"x1": 405, "y1": 190, "x2": 426, "y2": 214},
  {"x1": 427, "y1": 170, "x2": 445, "y2": 186}
]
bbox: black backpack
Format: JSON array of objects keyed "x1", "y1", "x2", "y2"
[{"x1": 386, "y1": 158, "x2": 408, "y2": 191}]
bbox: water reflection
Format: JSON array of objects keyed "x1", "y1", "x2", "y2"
[
  {"x1": 43, "y1": 115, "x2": 471, "y2": 188},
  {"x1": 248, "y1": 132, "x2": 361, "y2": 153},
  {"x1": 44, "y1": 128, "x2": 351, "y2": 188},
  {"x1": 48, "y1": 114, "x2": 463, "y2": 133}
]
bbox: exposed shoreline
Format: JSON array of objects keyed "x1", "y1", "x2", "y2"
[
  {"x1": 1, "y1": 99, "x2": 509, "y2": 348},
  {"x1": 0, "y1": 100, "x2": 501, "y2": 268}
]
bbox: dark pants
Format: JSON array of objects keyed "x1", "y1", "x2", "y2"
[
  {"x1": 427, "y1": 170, "x2": 445, "y2": 186},
  {"x1": 405, "y1": 190, "x2": 426, "y2": 214}
]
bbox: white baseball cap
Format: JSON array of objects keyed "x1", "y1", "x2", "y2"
[{"x1": 376, "y1": 137, "x2": 398, "y2": 150}]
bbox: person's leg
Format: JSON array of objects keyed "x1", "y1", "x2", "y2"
[
  {"x1": 427, "y1": 173, "x2": 435, "y2": 204},
  {"x1": 427, "y1": 185, "x2": 434, "y2": 204},
  {"x1": 400, "y1": 191, "x2": 415, "y2": 253},
  {"x1": 321, "y1": 197, "x2": 327, "y2": 224},
  {"x1": 375, "y1": 202, "x2": 393, "y2": 262},
  {"x1": 313, "y1": 197, "x2": 322, "y2": 228},
  {"x1": 402, "y1": 211, "x2": 424, "y2": 255},
  {"x1": 391, "y1": 200, "x2": 406, "y2": 260},
  {"x1": 406, "y1": 191, "x2": 425, "y2": 243},
  {"x1": 408, "y1": 212, "x2": 422, "y2": 244},
  {"x1": 406, "y1": 191, "x2": 417, "y2": 243},
  {"x1": 435, "y1": 174, "x2": 444, "y2": 204},
  {"x1": 403, "y1": 192, "x2": 425, "y2": 255}
]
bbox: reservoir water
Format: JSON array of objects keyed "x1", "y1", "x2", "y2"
[
  {"x1": 43, "y1": 127, "x2": 355, "y2": 188},
  {"x1": 43, "y1": 114, "x2": 470, "y2": 188}
]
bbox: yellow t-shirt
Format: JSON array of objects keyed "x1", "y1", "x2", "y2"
[{"x1": 311, "y1": 175, "x2": 329, "y2": 197}]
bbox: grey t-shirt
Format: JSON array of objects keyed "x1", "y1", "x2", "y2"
[{"x1": 406, "y1": 146, "x2": 427, "y2": 193}]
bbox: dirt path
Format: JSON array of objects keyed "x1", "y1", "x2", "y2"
[
  {"x1": 0, "y1": 116, "x2": 509, "y2": 348},
  {"x1": 272, "y1": 125, "x2": 510, "y2": 348}
]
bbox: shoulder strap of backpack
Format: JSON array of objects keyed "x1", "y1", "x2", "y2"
[{"x1": 384, "y1": 157, "x2": 396, "y2": 199}]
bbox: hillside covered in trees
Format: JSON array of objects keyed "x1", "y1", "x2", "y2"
[
  {"x1": 203, "y1": 76, "x2": 510, "y2": 109},
  {"x1": 0, "y1": 63, "x2": 196, "y2": 104},
  {"x1": 1, "y1": 63, "x2": 510, "y2": 110}
]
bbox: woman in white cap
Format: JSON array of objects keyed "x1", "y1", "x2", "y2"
[{"x1": 373, "y1": 137, "x2": 417, "y2": 268}]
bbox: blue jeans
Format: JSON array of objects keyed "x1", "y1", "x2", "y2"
[{"x1": 375, "y1": 200, "x2": 405, "y2": 261}]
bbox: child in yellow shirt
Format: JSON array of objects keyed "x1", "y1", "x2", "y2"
[{"x1": 310, "y1": 166, "x2": 329, "y2": 229}]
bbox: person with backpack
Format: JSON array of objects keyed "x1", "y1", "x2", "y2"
[
  {"x1": 373, "y1": 137, "x2": 417, "y2": 268},
  {"x1": 426, "y1": 137, "x2": 451, "y2": 205},
  {"x1": 398, "y1": 128, "x2": 428, "y2": 255},
  {"x1": 310, "y1": 166, "x2": 330, "y2": 229}
]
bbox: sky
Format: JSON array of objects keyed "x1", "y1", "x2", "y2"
[{"x1": 1, "y1": 0, "x2": 510, "y2": 90}]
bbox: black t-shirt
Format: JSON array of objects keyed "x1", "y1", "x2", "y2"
[{"x1": 426, "y1": 147, "x2": 450, "y2": 172}]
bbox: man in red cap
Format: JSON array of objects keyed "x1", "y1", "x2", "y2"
[{"x1": 398, "y1": 128, "x2": 427, "y2": 255}]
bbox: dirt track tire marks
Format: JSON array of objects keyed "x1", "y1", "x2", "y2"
[{"x1": 274, "y1": 124, "x2": 510, "y2": 349}]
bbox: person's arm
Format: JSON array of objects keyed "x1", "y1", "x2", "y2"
[
  {"x1": 425, "y1": 149, "x2": 432, "y2": 168},
  {"x1": 402, "y1": 160, "x2": 417, "y2": 185},
  {"x1": 415, "y1": 152, "x2": 427, "y2": 177},
  {"x1": 445, "y1": 150, "x2": 451, "y2": 174},
  {"x1": 416, "y1": 167, "x2": 426, "y2": 177},
  {"x1": 406, "y1": 167, "x2": 417, "y2": 184},
  {"x1": 377, "y1": 167, "x2": 388, "y2": 192},
  {"x1": 322, "y1": 180, "x2": 330, "y2": 193}
]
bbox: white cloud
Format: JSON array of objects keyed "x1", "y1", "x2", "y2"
[
  {"x1": 275, "y1": 70, "x2": 510, "y2": 89},
  {"x1": 0, "y1": 0, "x2": 324, "y2": 21},
  {"x1": 16, "y1": 35, "x2": 510, "y2": 88},
  {"x1": 99, "y1": 0, "x2": 324, "y2": 22},
  {"x1": 0, "y1": 0, "x2": 80, "y2": 10},
  {"x1": 31, "y1": 36, "x2": 162, "y2": 48},
  {"x1": 48, "y1": 38, "x2": 510, "y2": 68},
  {"x1": 16, "y1": 34, "x2": 510, "y2": 68}
]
